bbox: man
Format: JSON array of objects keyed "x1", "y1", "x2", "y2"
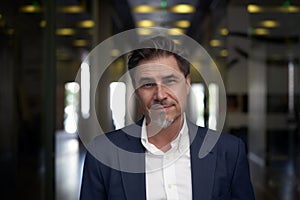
[{"x1": 80, "y1": 36, "x2": 255, "y2": 200}]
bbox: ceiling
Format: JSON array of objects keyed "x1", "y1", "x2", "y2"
[
  {"x1": 1, "y1": 0, "x2": 300, "y2": 63},
  {"x1": 0, "y1": 0, "x2": 228, "y2": 49},
  {"x1": 112, "y1": 0, "x2": 228, "y2": 43},
  {"x1": 95, "y1": 0, "x2": 300, "y2": 63}
]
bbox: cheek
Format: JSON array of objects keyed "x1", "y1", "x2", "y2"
[
  {"x1": 177, "y1": 95, "x2": 188, "y2": 109},
  {"x1": 136, "y1": 91, "x2": 153, "y2": 107},
  {"x1": 169, "y1": 86, "x2": 188, "y2": 103}
]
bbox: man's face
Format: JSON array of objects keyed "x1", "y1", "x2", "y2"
[{"x1": 133, "y1": 55, "x2": 190, "y2": 128}]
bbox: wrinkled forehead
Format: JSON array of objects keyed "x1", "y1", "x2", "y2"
[{"x1": 133, "y1": 63, "x2": 183, "y2": 81}]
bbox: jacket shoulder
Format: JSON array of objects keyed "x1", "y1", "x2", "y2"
[{"x1": 194, "y1": 125, "x2": 246, "y2": 157}]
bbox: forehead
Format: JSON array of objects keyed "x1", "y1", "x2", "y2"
[{"x1": 134, "y1": 55, "x2": 183, "y2": 79}]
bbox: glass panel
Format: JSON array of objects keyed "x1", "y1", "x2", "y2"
[
  {"x1": 64, "y1": 82, "x2": 80, "y2": 134},
  {"x1": 190, "y1": 83, "x2": 205, "y2": 127},
  {"x1": 208, "y1": 83, "x2": 219, "y2": 130},
  {"x1": 110, "y1": 82, "x2": 127, "y2": 129}
]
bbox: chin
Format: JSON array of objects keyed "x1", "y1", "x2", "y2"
[
  {"x1": 153, "y1": 114, "x2": 181, "y2": 129},
  {"x1": 152, "y1": 119, "x2": 172, "y2": 129}
]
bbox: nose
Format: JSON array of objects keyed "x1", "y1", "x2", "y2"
[{"x1": 154, "y1": 84, "x2": 167, "y2": 101}]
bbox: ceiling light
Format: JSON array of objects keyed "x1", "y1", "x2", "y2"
[
  {"x1": 219, "y1": 28, "x2": 229, "y2": 36},
  {"x1": 278, "y1": 5, "x2": 300, "y2": 12},
  {"x1": 210, "y1": 39, "x2": 223, "y2": 47},
  {"x1": 73, "y1": 39, "x2": 89, "y2": 47},
  {"x1": 248, "y1": 4, "x2": 300, "y2": 13},
  {"x1": 173, "y1": 39, "x2": 181, "y2": 44},
  {"x1": 137, "y1": 28, "x2": 153, "y2": 35},
  {"x1": 258, "y1": 20, "x2": 279, "y2": 28},
  {"x1": 132, "y1": 5, "x2": 158, "y2": 13},
  {"x1": 40, "y1": 20, "x2": 46, "y2": 28},
  {"x1": 56, "y1": 28, "x2": 75, "y2": 36},
  {"x1": 169, "y1": 4, "x2": 195, "y2": 13},
  {"x1": 252, "y1": 28, "x2": 269, "y2": 35},
  {"x1": 77, "y1": 20, "x2": 94, "y2": 28},
  {"x1": 167, "y1": 28, "x2": 185, "y2": 35},
  {"x1": 20, "y1": 5, "x2": 43, "y2": 13},
  {"x1": 219, "y1": 49, "x2": 228, "y2": 57},
  {"x1": 247, "y1": 4, "x2": 263, "y2": 13},
  {"x1": 57, "y1": 5, "x2": 85, "y2": 13},
  {"x1": 110, "y1": 49, "x2": 120, "y2": 57},
  {"x1": 136, "y1": 20, "x2": 156, "y2": 27},
  {"x1": 174, "y1": 20, "x2": 190, "y2": 28}
]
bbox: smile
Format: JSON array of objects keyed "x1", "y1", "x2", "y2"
[{"x1": 151, "y1": 104, "x2": 174, "y2": 111}]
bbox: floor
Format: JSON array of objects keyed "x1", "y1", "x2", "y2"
[
  {"x1": 250, "y1": 160, "x2": 300, "y2": 200},
  {"x1": 2, "y1": 129, "x2": 298, "y2": 200},
  {"x1": 55, "y1": 131, "x2": 86, "y2": 200},
  {"x1": 55, "y1": 130, "x2": 300, "y2": 200}
]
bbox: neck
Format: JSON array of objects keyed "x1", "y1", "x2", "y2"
[{"x1": 146, "y1": 115, "x2": 184, "y2": 151}]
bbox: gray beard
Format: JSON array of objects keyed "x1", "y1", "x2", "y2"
[
  {"x1": 152, "y1": 117, "x2": 174, "y2": 129},
  {"x1": 150, "y1": 111, "x2": 181, "y2": 129}
]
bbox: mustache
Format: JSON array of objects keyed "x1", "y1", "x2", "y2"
[{"x1": 150, "y1": 101, "x2": 175, "y2": 110}]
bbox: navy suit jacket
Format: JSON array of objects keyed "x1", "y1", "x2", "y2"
[{"x1": 80, "y1": 119, "x2": 255, "y2": 200}]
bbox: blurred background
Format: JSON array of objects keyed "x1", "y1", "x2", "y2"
[{"x1": 0, "y1": 0, "x2": 300, "y2": 199}]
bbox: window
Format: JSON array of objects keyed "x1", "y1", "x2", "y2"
[
  {"x1": 190, "y1": 83, "x2": 205, "y2": 127},
  {"x1": 109, "y1": 82, "x2": 126, "y2": 129},
  {"x1": 64, "y1": 82, "x2": 80, "y2": 134}
]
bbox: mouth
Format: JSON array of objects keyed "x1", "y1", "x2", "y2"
[{"x1": 150, "y1": 104, "x2": 174, "y2": 111}]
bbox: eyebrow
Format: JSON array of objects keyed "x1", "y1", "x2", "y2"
[
  {"x1": 136, "y1": 77, "x2": 155, "y2": 84},
  {"x1": 138, "y1": 74, "x2": 178, "y2": 80},
  {"x1": 136, "y1": 74, "x2": 182, "y2": 82},
  {"x1": 161, "y1": 74, "x2": 181, "y2": 80}
]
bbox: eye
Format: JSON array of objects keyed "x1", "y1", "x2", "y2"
[
  {"x1": 164, "y1": 79, "x2": 178, "y2": 86},
  {"x1": 141, "y1": 82, "x2": 156, "y2": 88}
]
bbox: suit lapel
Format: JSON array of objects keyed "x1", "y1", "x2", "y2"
[
  {"x1": 119, "y1": 156, "x2": 146, "y2": 200},
  {"x1": 118, "y1": 121, "x2": 146, "y2": 200},
  {"x1": 117, "y1": 119, "x2": 218, "y2": 200},
  {"x1": 188, "y1": 122, "x2": 217, "y2": 200}
]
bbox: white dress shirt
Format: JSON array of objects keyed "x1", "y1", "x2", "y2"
[{"x1": 141, "y1": 115, "x2": 192, "y2": 200}]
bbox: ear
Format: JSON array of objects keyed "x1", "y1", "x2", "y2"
[{"x1": 185, "y1": 74, "x2": 191, "y2": 94}]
